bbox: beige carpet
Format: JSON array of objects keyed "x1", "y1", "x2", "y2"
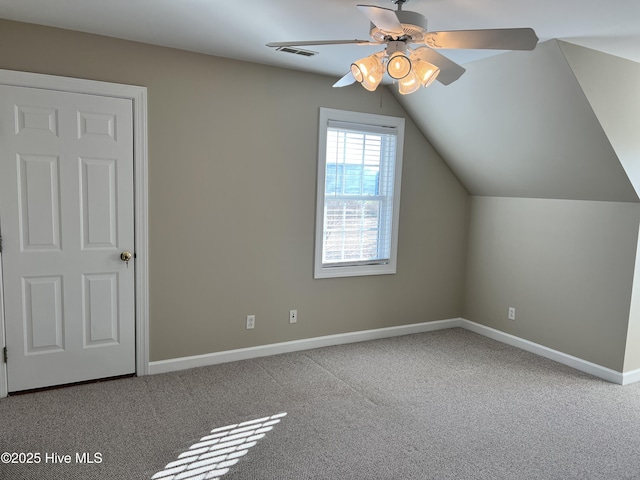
[{"x1": 2, "y1": 328, "x2": 640, "y2": 479}]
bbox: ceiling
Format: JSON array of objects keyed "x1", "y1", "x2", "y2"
[
  {"x1": 0, "y1": 0, "x2": 639, "y2": 82},
  {"x1": 2, "y1": 0, "x2": 639, "y2": 203}
]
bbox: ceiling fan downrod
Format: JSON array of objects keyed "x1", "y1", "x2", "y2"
[{"x1": 392, "y1": 0, "x2": 408, "y2": 10}]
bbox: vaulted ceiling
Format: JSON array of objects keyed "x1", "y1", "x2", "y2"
[
  {"x1": 1, "y1": 0, "x2": 639, "y2": 75},
  {"x1": 394, "y1": 40, "x2": 640, "y2": 202},
  {"x1": 2, "y1": 0, "x2": 639, "y2": 200}
]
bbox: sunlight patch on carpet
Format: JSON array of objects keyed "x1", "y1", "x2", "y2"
[{"x1": 151, "y1": 412, "x2": 287, "y2": 480}]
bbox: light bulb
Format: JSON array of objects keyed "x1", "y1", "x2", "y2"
[
  {"x1": 351, "y1": 54, "x2": 381, "y2": 84},
  {"x1": 412, "y1": 59, "x2": 440, "y2": 88},
  {"x1": 387, "y1": 51, "x2": 411, "y2": 80},
  {"x1": 361, "y1": 68, "x2": 384, "y2": 91},
  {"x1": 398, "y1": 71, "x2": 420, "y2": 95},
  {"x1": 351, "y1": 53, "x2": 384, "y2": 91}
]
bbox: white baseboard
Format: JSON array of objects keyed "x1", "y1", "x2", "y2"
[
  {"x1": 459, "y1": 319, "x2": 626, "y2": 385},
  {"x1": 0, "y1": 364, "x2": 7, "y2": 398},
  {"x1": 4, "y1": 315, "x2": 635, "y2": 398},
  {"x1": 148, "y1": 317, "x2": 637, "y2": 386},
  {"x1": 622, "y1": 368, "x2": 640, "y2": 386},
  {"x1": 148, "y1": 318, "x2": 461, "y2": 375}
]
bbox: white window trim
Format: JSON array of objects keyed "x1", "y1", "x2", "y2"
[{"x1": 314, "y1": 108, "x2": 405, "y2": 279}]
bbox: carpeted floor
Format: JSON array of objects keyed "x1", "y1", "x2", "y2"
[{"x1": 2, "y1": 328, "x2": 640, "y2": 479}]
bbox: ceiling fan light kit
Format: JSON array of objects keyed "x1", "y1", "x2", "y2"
[
  {"x1": 351, "y1": 44, "x2": 440, "y2": 95},
  {"x1": 266, "y1": 0, "x2": 538, "y2": 95}
]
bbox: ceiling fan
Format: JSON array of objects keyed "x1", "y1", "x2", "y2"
[{"x1": 266, "y1": 0, "x2": 538, "y2": 94}]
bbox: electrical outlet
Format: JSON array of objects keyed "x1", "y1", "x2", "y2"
[
  {"x1": 289, "y1": 309, "x2": 297, "y2": 324},
  {"x1": 508, "y1": 307, "x2": 516, "y2": 321},
  {"x1": 246, "y1": 315, "x2": 255, "y2": 329}
]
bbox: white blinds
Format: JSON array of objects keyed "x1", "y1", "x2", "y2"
[{"x1": 322, "y1": 121, "x2": 398, "y2": 267}]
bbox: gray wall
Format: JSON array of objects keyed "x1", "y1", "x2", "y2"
[
  {"x1": 558, "y1": 42, "x2": 640, "y2": 371},
  {"x1": 3, "y1": 18, "x2": 638, "y2": 375},
  {"x1": 625, "y1": 231, "x2": 640, "y2": 372},
  {"x1": 397, "y1": 38, "x2": 640, "y2": 374},
  {"x1": 0, "y1": 19, "x2": 469, "y2": 361},
  {"x1": 463, "y1": 196, "x2": 640, "y2": 371},
  {"x1": 559, "y1": 41, "x2": 640, "y2": 195}
]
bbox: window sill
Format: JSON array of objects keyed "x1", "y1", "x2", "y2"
[{"x1": 314, "y1": 263, "x2": 397, "y2": 279}]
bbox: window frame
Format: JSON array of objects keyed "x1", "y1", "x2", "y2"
[{"x1": 314, "y1": 108, "x2": 405, "y2": 279}]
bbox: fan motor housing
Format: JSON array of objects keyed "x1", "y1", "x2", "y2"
[{"x1": 369, "y1": 10, "x2": 428, "y2": 42}]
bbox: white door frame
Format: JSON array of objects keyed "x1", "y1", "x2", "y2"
[{"x1": 0, "y1": 69, "x2": 149, "y2": 398}]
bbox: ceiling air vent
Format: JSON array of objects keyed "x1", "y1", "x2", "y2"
[{"x1": 276, "y1": 46, "x2": 317, "y2": 57}]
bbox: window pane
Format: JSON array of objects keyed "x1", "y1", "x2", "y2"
[
  {"x1": 315, "y1": 108, "x2": 404, "y2": 278},
  {"x1": 322, "y1": 126, "x2": 396, "y2": 265},
  {"x1": 325, "y1": 164, "x2": 379, "y2": 196},
  {"x1": 323, "y1": 199, "x2": 383, "y2": 263}
]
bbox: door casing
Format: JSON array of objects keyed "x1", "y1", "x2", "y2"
[{"x1": 0, "y1": 69, "x2": 149, "y2": 398}]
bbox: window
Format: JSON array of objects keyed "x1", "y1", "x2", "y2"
[{"x1": 314, "y1": 108, "x2": 405, "y2": 279}]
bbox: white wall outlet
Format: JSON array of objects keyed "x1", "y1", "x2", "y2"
[
  {"x1": 289, "y1": 309, "x2": 297, "y2": 324},
  {"x1": 246, "y1": 315, "x2": 255, "y2": 329},
  {"x1": 508, "y1": 307, "x2": 516, "y2": 321}
]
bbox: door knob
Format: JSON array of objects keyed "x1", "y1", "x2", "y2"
[{"x1": 120, "y1": 251, "x2": 132, "y2": 262}]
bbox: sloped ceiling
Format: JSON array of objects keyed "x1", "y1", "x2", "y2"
[
  {"x1": 393, "y1": 39, "x2": 639, "y2": 203},
  {"x1": 1, "y1": 2, "x2": 638, "y2": 203},
  {"x1": 559, "y1": 41, "x2": 640, "y2": 197},
  {"x1": 1, "y1": 1, "x2": 640, "y2": 81}
]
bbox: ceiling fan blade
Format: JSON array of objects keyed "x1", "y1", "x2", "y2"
[
  {"x1": 266, "y1": 39, "x2": 379, "y2": 48},
  {"x1": 413, "y1": 47, "x2": 466, "y2": 85},
  {"x1": 424, "y1": 28, "x2": 538, "y2": 51},
  {"x1": 357, "y1": 4, "x2": 403, "y2": 35},
  {"x1": 333, "y1": 72, "x2": 356, "y2": 88}
]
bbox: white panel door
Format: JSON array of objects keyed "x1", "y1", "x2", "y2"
[{"x1": 0, "y1": 85, "x2": 135, "y2": 392}]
